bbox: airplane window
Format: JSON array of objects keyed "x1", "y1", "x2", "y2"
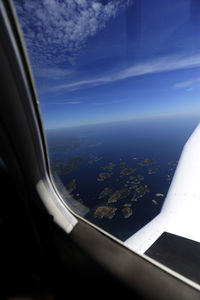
[{"x1": 13, "y1": 0, "x2": 200, "y2": 288}]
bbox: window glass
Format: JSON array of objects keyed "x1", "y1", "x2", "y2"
[{"x1": 13, "y1": 0, "x2": 200, "y2": 270}]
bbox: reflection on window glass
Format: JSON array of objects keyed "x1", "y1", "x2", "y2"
[{"x1": 14, "y1": 0, "x2": 200, "y2": 243}]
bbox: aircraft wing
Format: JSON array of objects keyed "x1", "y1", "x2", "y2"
[{"x1": 124, "y1": 123, "x2": 200, "y2": 286}]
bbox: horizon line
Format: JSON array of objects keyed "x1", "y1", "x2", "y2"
[{"x1": 45, "y1": 112, "x2": 200, "y2": 131}]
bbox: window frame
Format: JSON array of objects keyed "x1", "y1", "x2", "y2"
[{"x1": 0, "y1": 0, "x2": 200, "y2": 298}]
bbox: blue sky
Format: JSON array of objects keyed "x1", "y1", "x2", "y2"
[{"x1": 14, "y1": 0, "x2": 200, "y2": 129}]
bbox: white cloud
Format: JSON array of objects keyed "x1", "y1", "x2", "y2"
[
  {"x1": 174, "y1": 77, "x2": 200, "y2": 89},
  {"x1": 186, "y1": 88, "x2": 193, "y2": 92},
  {"x1": 64, "y1": 101, "x2": 82, "y2": 104},
  {"x1": 14, "y1": 0, "x2": 132, "y2": 67},
  {"x1": 34, "y1": 67, "x2": 73, "y2": 79},
  {"x1": 53, "y1": 53, "x2": 200, "y2": 91},
  {"x1": 42, "y1": 99, "x2": 82, "y2": 105}
]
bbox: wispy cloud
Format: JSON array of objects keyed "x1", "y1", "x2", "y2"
[
  {"x1": 54, "y1": 53, "x2": 200, "y2": 91},
  {"x1": 41, "y1": 99, "x2": 82, "y2": 105},
  {"x1": 64, "y1": 101, "x2": 82, "y2": 104},
  {"x1": 14, "y1": 0, "x2": 133, "y2": 67},
  {"x1": 174, "y1": 77, "x2": 200, "y2": 90},
  {"x1": 34, "y1": 67, "x2": 74, "y2": 80}
]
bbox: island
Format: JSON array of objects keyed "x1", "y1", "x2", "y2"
[
  {"x1": 138, "y1": 158, "x2": 157, "y2": 167},
  {"x1": 120, "y1": 167, "x2": 136, "y2": 177},
  {"x1": 122, "y1": 207, "x2": 133, "y2": 218},
  {"x1": 152, "y1": 199, "x2": 158, "y2": 205},
  {"x1": 148, "y1": 167, "x2": 158, "y2": 174},
  {"x1": 119, "y1": 162, "x2": 128, "y2": 169},
  {"x1": 108, "y1": 189, "x2": 130, "y2": 203},
  {"x1": 155, "y1": 193, "x2": 164, "y2": 197},
  {"x1": 168, "y1": 161, "x2": 178, "y2": 166},
  {"x1": 53, "y1": 156, "x2": 85, "y2": 175},
  {"x1": 131, "y1": 185, "x2": 149, "y2": 201},
  {"x1": 126, "y1": 174, "x2": 145, "y2": 188},
  {"x1": 167, "y1": 174, "x2": 171, "y2": 182},
  {"x1": 98, "y1": 187, "x2": 113, "y2": 199},
  {"x1": 65, "y1": 156, "x2": 85, "y2": 173},
  {"x1": 123, "y1": 203, "x2": 132, "y2": 207},
  {"x1": 88, "y1": 155, "x2": 102, "y2": 164},
  {"x1": 97, "y1": 172, "x2": 112, "y2": 182},
  {"x1": 102, "y1": 162, "x2": 115, "y2": 171},
  {"x1": 49, "y1": 136, "x2": 85, "y2": 153},
  {"x1": 94, "y1": 206, "x2": 117, "y2": 219}
]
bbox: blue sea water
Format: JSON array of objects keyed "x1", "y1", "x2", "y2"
[{"x1": 46, "y1": 115, "x2": 200, "y2": 241}]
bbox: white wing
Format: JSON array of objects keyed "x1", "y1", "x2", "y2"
[{"x1": 125, "y1": 123, "x2": 200, "y2": 254}]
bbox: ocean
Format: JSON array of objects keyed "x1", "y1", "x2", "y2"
[{"x1": 46, "y1": 115, "x2": 200, "y2": 241}]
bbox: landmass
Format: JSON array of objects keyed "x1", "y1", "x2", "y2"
[
  {"x1": 108, "y1": 189, "x2": 130, "y2": 203},
  {"x1": 53, "y1": 156, "x2": 85, "y2": 174},
  {"x1": 102, "y1": 162, "x2": 115, "y2": 171},
  {"x1": 119, "y1": 162, "x2": 128, "y2": 169},
  {"x1": 148, "y1": 167, "x2": 158, "y2": 174},
  {"x1": 131, "y1": 185, "x2": 149, "y2": 201},
  {"x1": 152, "y1": 199, "x2": 158, "y2": 205},
  {"x1": 125, "y1": 175, "x2": 145, "y2": 188},
  {"x1": 49, "y1": 137, "x2": 85, "y2": 153},
  {"x1": 88, "y1": 155, "x2": 102, "y2": 164},
  {"x1": 168, "y1": 161, "x2": 178, "y2": 166},
  {"x1": 131, "y1": 174, "x2": 144, "y2": 181},
  {"x1": 98, "y1": 187, "x2": 113, "y2": 199},
  {"x1": 120, "y1": 167, "x2": 136, "y2": 177},
  {"x1": 123, "y1": 203, "x2": 132, "y2": 207},
  {"x1": 97, "y1": 162, "x2": 116, "y2": 181},
  {"x1": 138, "y1": 158, "x2": 157, "y2": 166},
  {"x1": 64, "y1": 157, "x2": 85, "y2": 174},
  {"x1": 97, "y1": 172, "x2": 112, "y2": 182},
  {"x1": 121, "y1": 207, "x2": 133, "y2": 218},
  {"x1": 94, "y1": 206, "x2": 117, "y2": 219},
  {"x1": 155, "y1": 193, "x2": 164, "y2": 197}
]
